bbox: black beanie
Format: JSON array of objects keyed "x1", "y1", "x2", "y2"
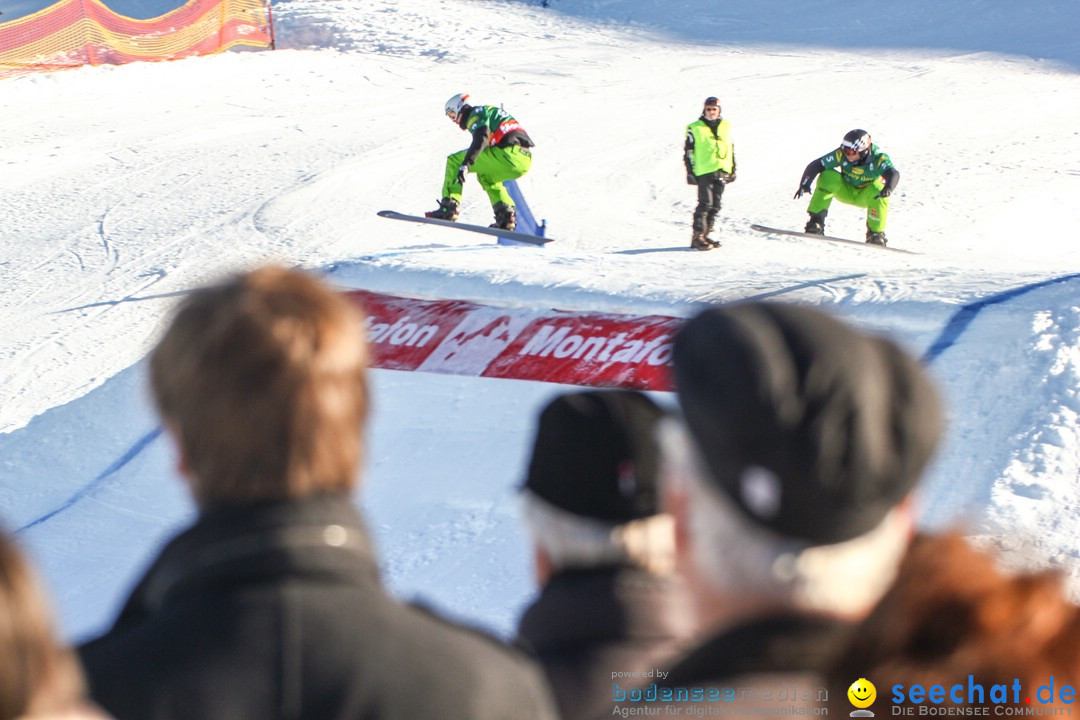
[
  {"x1": 672, "y1": 302, "x2": 942, "y2": 545},
  {"x1": 524, "y1": 390, "x2": 666, "y2": 523}
]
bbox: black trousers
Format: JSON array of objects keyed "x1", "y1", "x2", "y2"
[{"x1": 693, "y1": 174, "x2": 726, "y2": 232}]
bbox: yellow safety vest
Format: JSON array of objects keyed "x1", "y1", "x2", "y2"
[{"x1": 686, "y1": 118, "x2": 733, "y2": 175}]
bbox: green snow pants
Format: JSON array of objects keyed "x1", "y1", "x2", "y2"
[
  {"x1": 440, "y1": 145, "x2": 533, "y2": 208},
  {"x1": 807, "y1": 171, "x2": 889, "y2": 232}
]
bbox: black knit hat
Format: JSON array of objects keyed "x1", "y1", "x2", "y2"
[
  {"x1": 672, "y1": 302, "x2": 942, "y2": 545},
  {"x1": 703, "y1": 96, "x2": 720, "y2": 107},
  {"x1": 524, "y1": 390, "x2": 666, "y2": 523}
]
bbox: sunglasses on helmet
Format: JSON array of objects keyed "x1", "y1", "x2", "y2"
[{"x1": 841, "y1": 138, "x2": 868, "y2": 153}]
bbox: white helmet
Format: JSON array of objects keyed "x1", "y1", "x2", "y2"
[{"x1": 444, "y1": 93, "x2": 470, "y2": 117}]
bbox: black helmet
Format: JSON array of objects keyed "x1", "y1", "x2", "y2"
[{"x1": 841, "y1": 129, "x2": 871, "y2": 162}]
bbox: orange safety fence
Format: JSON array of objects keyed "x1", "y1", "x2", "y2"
[{"x1": 0, "y1": 0, "x2": 273, "y2": 79}]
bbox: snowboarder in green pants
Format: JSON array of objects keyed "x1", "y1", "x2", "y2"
[
  {"x1": 794, "y1": 129, "x2": 899, "y2": 246},
  {"x1": 426, "y1": 93, "x2": 535, "y2": 231}
]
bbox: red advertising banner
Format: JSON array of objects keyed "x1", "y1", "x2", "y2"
[
  {"x1": 344, "y1": 290, "x2": 678, "y2": 392},
  {"x1": 345, "y1": 290, "x2": 480, "y2": 372}
]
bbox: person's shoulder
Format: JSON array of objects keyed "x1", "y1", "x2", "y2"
[
  {"x1": 406, "y1": 600, "x2": 536, "y2": 663},
  {"x1": 398, "y1": 600, "x2": 550, "y2": 676},
  {"x1": 819, "y1": 149, "x2": 841, "y2": 164},
  {"x1": 402, "y1": 602, "x2": 558, "y2": 716}
]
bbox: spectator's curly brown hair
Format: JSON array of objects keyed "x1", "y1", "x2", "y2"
[{"x1": 829, "y1": 532, "x2": 1080, "y2": 704}]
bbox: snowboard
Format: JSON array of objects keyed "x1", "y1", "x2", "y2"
[
  {"x1": 750, "y1": 224, "x2": 920, "y2": 255},
  {"x1": 378, "y1": 210, "x2": 553, "y2": 246}
]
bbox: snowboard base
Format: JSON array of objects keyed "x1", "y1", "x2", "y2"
[
  {"x1": 378, "y1": 210, "x2": 553, "y2": 246},
  {"x1": 750, "y1": 224, "x2": 919, "y2": 255}
]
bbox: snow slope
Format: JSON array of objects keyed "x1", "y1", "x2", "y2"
[{"x1": 0, "y1": 0, "x2": 1078, "y2": 640}]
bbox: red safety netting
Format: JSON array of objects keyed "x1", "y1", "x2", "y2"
[{"x1": 0, "y1": 0, "x2": 273, "y2": 79}]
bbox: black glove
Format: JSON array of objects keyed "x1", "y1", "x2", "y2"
[
  {"x1": 794, "y1": 177, "x2": 813, "y2": 199},
  {"x1": 686, "y1": 172, "x2": 697, "y2": 185},
  {"x1": 723, "y1": 171, "x2": 736, "y2": 183},
  {"x1": 875, "y1": 186, "x2": 892, "y2": 199},
  {"x1": 456, "y1": 163, "x2": 469, "y2": 186}
]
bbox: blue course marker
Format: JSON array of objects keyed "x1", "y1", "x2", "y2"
[
  {"x1": 17, "y1": 426, "x2": 163, "y2": 533},
  {"x1": 922, "y1": 273, "x2": 1080, "y2": 364}
]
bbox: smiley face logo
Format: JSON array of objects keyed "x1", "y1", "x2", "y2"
[{"x1": 847, "y1": 678, "x2": 876, "y2": 709}]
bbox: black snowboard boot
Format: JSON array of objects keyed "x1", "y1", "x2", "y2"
[
  {"x1": 704, "y1": 213, "x2": 720, "y2": 247},
  {"x1": 804, "y1": 211, "x2": 826, "y2": 235},
  {"x1": 491, "y1": 202, "x2": 516, "y2": 231},
  {"x1": 691, "y1": 230, "x2": 713, "y2": 251},
  {"x1": 425, "y1": 197, "x2": 460, "y2": 221},
  {"x1": 866, "y1": 230, "x2": 887, "y2": 246}
]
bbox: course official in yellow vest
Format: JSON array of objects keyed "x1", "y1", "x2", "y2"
[{"x1": 684, "y1": 97, "x2": 736, "y2": 251}]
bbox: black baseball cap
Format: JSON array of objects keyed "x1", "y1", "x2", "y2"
[
  {"x1": 672, "y1": 302, "x2": 943, "y2": 545},
  {"x1": 524, "y1": 390, "x2": 666, "y2": 523}
]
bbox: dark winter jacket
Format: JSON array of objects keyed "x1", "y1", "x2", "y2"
[
  {"x1": 516, "y1": 566, "x2": 695, "y2": 720},
  {"x1": 79, "y1": 494, "x2": 558, "y2": 720},
  {"x1": 655, "y1": 613, "x2": 854, "y2": 709}
]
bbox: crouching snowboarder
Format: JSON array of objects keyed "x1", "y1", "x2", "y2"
[{"x1": 794, "y1": 129, "x2": 899, "y2": 246}]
